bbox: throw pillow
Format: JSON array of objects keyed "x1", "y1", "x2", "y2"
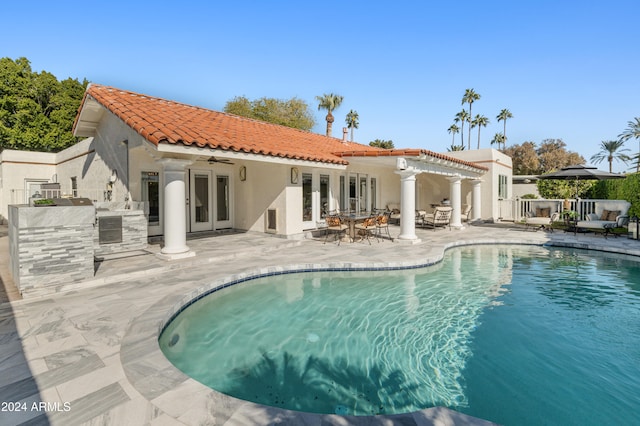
[
  {"x1": 600, "y1": 209, "x2": 611, "y2": 221},
  {"x1": 536, "y1": 207, "x2": 550, "y2": 218},
  {"x1": 607, "y1": 210, "x2": 620, "y2": 221}
]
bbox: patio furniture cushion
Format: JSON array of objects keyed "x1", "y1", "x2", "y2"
[{"x1": 536, "y1": 207, "x2": 551, "y2": 218}]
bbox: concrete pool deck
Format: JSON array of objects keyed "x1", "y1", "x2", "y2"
[{"x1": 2, "y1": 222, "x2": 640, "y2": 426}]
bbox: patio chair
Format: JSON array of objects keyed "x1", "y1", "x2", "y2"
[
  {"x1": 323, "y1": 215, "x2": 348, "y2": 245},
  {"x1": 417, "y1": 206, "x2": 452, "y2": 231},
  {"x1": 355, "y1": 215, "x2": 378, "y2": 244},
  {"x1": 375, "y1": 211, "x2": 392, "y2": 241},
  {"x1": 525, "y1": 211, "x2": 560, "y2": 232},
  {"x1": 460, "y1": 204, "x2": 472, "y2": 222}
]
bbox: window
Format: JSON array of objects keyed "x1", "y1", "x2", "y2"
[
  {"x1": 142, "y1": 172, "x2": 160, "y2": 225},
  {"x1": 302, "y1": 173, "x2": 313, "y2": 221},
  {"x1": 320, "y1": 174, "x2": 329, "y2": 217},
  {"x1": 70, "y1": 177, "x2": 78, "y2": 197},
  {"x1": 498, "y1": 174, "x2": 508, "y2": 199}
]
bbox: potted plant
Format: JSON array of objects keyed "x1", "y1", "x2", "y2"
[{"x1": 33, "y1": 198, "x2": 55, "y2": 207}]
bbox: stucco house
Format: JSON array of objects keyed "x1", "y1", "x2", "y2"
[{"x1": 0, "y1": 84, "x2": 513, "y2": 258}]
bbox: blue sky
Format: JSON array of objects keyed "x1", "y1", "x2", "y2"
[{"x1": 3, "y1": 1, "x2": 639, "y2": 171}]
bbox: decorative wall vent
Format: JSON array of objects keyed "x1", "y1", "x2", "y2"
[{"x1": 266, "y1": 208, "x2": 277, "y2": 233}]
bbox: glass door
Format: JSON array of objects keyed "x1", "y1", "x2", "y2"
[
  {"x1": 190, "y1": 170, "x2": 212, "y2": 232},
  {"x1": 214, "y1": 174, "x2": 232, "y2": 229}
]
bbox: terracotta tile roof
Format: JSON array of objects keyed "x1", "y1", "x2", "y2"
[{"x1": 76, "y1": 84, "x2": 382, "y2": 165}]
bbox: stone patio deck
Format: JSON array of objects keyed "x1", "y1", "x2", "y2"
[{"x1": 1, "y1": 223, "x2": 639, "y2": 426}]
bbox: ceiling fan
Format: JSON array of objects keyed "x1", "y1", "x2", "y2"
[{"x1": 206, "y1": 156, "x2": 234, "y2": 165}]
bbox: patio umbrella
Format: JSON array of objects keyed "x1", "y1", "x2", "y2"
[{"x1": 537, "y1": 164, "x2": 626, "y2": 202}]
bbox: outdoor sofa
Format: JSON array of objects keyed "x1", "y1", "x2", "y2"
[{"x1": 575, "y1": 201, "x2": 630, "y2": 237}]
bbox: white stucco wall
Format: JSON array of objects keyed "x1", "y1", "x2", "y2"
[
  {"x1": 446, "y1": 148, "x2": 513, "y2": 221},
  {"x1": 0, "y1": 150, "x2": 57, "y2": 222}
]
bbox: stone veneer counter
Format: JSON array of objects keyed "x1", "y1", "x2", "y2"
[{"x1": 8, "y1": 204, "x2": 95, "y2": 295}]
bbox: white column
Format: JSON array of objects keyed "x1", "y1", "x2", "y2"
[
  {"x1": 157, "y1": 158, "x2": 195, "y2": 260},
  {"x1": 395, "y1": 169, "x2": 421, "y2": 243},
  {"x1": 471, "y1": 179, "x2": 482, "y2": 222},
  {"x1": 448, "y1": 175, "x2": 463, "y2": 229}
]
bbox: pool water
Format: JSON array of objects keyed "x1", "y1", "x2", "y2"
[{"x1": 159, "y1": 245, "x2": 640, "y2": 425}]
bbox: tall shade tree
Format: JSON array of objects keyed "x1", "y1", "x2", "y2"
[
  {"x1": 496, "y1": 109, "x2": 513, "y2": 144},
  {"x1": 345, "y1": 109, "x2": 359, "y2": 142},
  {"x1": 590, "y1": 140, "x2": 631, "y2": 172},
  {"x1": 490, "y1": 132, "x2": 506, "y2": 151},
  {"x1": 471, "y1": 114, "x2": 489, "y2": 149},
  {"x1": 618, "y1": 117, "x2": 640, "y2": 172},
  {"x1": 315, "y1": 93, "x2": 343, "y2": 137},
  {"x1": 454, "y1": 109, "x2": 469, "y2": 149},
  {"x1": 461, "y1": 88, "x2": 480, "y2": 147},
  {"x1": 447, "y1": 123, "x2": 459, "y2": 146}
]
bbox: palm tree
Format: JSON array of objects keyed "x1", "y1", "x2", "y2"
[
  {"x1": 345, "y1": 110, "x2": 359, "y2": 142},
  {"x1": 496, "y1": 109, "x2": 513, "y2": 143},
  {"x1": 462, "y1": 88, "x2": 480, "y2": 146},
  {"x1": 618, "y1": 117, "x2": 640, "y2": 172},
  {"x1": 454, "y1": 110, "x2": 469, "y2": 149},
  {"x1": 315, "y1": 93, "x2": 344, "y2": 137},
  {"x1": 590, "y1": 140, "x2": 631, "y2": 172},
  {"x1": 447, "y1": 144, "x2": 465, "y2": 152},
  {"x1": 471, "y1": 114, "x2": 489, "y2": 149},
  {"x1": 491, "y1": 133, "x2": 506, "y2": 151},
  {"x1": 447, "y1": 124, "x2": 460, "y2": 146}
]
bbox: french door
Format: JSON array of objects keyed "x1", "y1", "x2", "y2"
[{"x1": 189, "y1": 169, "x2": 232, "y2": 231}]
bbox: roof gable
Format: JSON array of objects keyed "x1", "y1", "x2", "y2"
[{"x1": 74, "y1": 84, "x2": 382, "y2": 165}]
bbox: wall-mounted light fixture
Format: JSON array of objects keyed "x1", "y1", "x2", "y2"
[
  {"x1": 290, "y1": 167, "x2": 299, "y2": 184},
  {"x1": 239, "y1": 165, "x2": 246, "y2": 181}
]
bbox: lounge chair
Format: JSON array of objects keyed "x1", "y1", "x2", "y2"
[
  {"x1": 525, "y1": 211, "x2": 560, "y2": 231},
  {"x1": 523, "y1": 201, "x2": 561, "y2": 232},
  {"x1": 575, "y1": 201, "x2": 630, "y2": 237},
  {"x1": 416, "y1": 206, "x2": 452, "y2": 230}
]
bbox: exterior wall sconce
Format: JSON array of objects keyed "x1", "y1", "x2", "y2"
[
  {"x1": 239, "y1": 166, "x2": 246, "y2": 181},
  {"x1": 290, "y1": 167, "x2": 299, "y2": 184}
]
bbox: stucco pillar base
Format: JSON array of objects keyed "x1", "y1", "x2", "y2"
[
  {"x1": 393, "y1": 237, "x2": 422, "y2": 244},
  {"x1": 156, "y1": 250, "x2": 196, "y2": 261}
]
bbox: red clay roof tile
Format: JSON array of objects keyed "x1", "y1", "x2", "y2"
[
  {"x1": 75, "y1": 84, "x2": 484, "y2": 170},
  {"x1": 79, "y1": 85, "x2": 384, "y2": 165}
]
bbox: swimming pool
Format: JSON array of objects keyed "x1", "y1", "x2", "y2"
[{"x1": 159, "y1": 245, "x2": 640, "y2": 425}]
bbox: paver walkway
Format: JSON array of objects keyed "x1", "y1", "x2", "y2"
[{"x1": 1, "y1": 223, "x2": 639, "y2": 425}]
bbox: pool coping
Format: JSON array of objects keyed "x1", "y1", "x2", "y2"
[{"x1": 121, "y1": 236, "x2": 638, "y2": 426}]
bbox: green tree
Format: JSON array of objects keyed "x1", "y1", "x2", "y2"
[
  {"x1": 0, "y1": 57, "x2": 87, "y2": 152},
  {"x1": 315, "y1": 93, "x2": 343, "y2": 137},
  {"x1": 447, "y1": 123, "x2": 459, "y2": 147},
  {"x1": 471, "y1": 114, "x2": 489, "y2": 149},
  {"x1": 496, "y1": 108, "x2": 513, "y2": 146},
  {"x1": 618, "y1": 117, "x2": 640, "y2": 172},
  {"x1": 345, "y1": 109, "x2": 359, "y2": 142},
  {"x1": 224, "y1": 96, "x2": 315, "y2": 130},
  {"x1": 490, "y1": 132, "x2": 506, "y2": 151},
  {"x1": 454, "y1": 109, "x2": 469, "y2": 149},
  {"x1": 447, "y1": 144, "x2": 465, "y2": 152},
  {"x1": 537, "y1": 177, "x2": 595, "y2": 199},
  {"x1": 369, "y1": 139, "x2": 394, "y2": 149},
  {"x1": 589, "y1": 140, "x2": 631, "y2": 172},
  {"x1": 461, "y1": 88, "x2": 480, "y2": 147},
  {"x1": 537, "y1": 139, "x2": 584, "y2": 173}
]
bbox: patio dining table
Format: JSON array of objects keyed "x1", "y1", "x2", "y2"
[{"x1": 342, "y1": 212, "x2": 376, "y2": 242}]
